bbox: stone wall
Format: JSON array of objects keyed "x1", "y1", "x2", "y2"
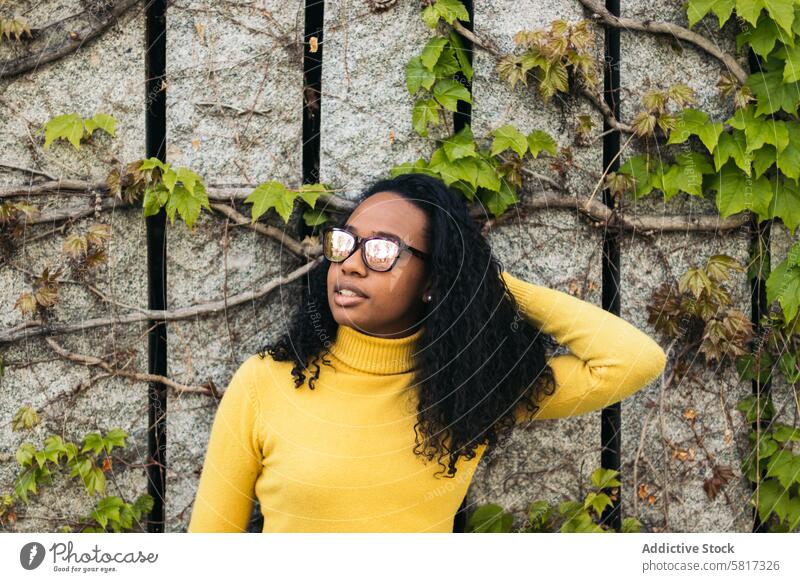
[{"x1": 0, "y1": 0, "x2": 793, "y2": 533}]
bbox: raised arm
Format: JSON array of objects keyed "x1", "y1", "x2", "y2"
[
  {"x1": 187, "y1": 356, "x2": 264, "y2": 532},
  {"x1": 501, "y1": 271, "x2": 667, "y2": 422}
]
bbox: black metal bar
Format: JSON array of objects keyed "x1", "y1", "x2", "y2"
[
  {"x1": 451, "y1": 0, "x2": 474, "y2": 533},
  {"x1": 144, "y1": 0, "x2": 168, "y2": 533},
  {"x1": 750, "y1": 216, "x2": 772, "y2": 533},
  {"x1": 452, "y1": 0, "x2": 473, "y2": 135},
  {"x1": 599, "y1": 0, "x2": 622, "y2": 532},
  {"x1": 743, "y1": 45, "x2": 772, "y2": 533}
]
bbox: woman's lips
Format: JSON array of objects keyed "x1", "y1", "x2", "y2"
[{"x1": 333, "y1": 290, "x2": 367, "y2": 307}]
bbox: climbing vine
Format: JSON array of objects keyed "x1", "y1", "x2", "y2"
[
  {"x1": 467, "y1": 468, "x2": 642, "y2": 532},
  {"x1": 1, "y1": 0, "x2": 799, "y2": 533}
]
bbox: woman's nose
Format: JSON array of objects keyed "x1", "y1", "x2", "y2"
[{"x1": 340, "y1": 246, "x2": 367, "y2": 275}]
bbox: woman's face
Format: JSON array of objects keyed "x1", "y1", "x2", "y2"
[{"x1": 326, "y1": 191, "x2": 431, "y2": 338}]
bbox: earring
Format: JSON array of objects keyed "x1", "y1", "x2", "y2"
[{"x1": 426, "y1": 294, "x2": 432, "y2": 302}]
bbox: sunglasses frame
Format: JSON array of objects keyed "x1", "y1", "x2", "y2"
[{"x1": 321, "y1": 226, "x2": 430, "y2": 272}]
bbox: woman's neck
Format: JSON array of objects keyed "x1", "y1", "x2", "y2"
[{"x1": 327, "y1": 324, "x2": 425, "y2": 375}]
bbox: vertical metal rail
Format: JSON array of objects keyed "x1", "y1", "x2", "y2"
[
  {"x1": 599, "y1": 0, "x2": 622, "y2": 532},
  {"x1": 144, "y1": 0, "x2": 168, "y2": 533},
  {"x1": 451, "y1": 0, "x2": 474, "y2": 533},
  {"x1": 745, "y1": 46, "x2": 772, "y2": 533}
]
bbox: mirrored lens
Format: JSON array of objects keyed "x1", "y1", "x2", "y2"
[
  {"x1": 324, "y1": 229, "x2": 355, "y2": 262},
  {"x1": 364, "y1": 238, "x2": 400, "y2": 271}
]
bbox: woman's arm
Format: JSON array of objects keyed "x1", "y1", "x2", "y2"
[
  {"x1": 187, "y1": 356, "x2": 264, "y2": 532},
  {"x1": 501, "y1": 271, "x2": 667, "y2": 422}
]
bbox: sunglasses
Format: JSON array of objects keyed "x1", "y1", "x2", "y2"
[{"x1": 321, "y1": 226, "x2": 430, "y2": 272}]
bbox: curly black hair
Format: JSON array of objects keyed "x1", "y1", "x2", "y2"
[{"x1": 259, "y1": 172, "x2": 557, "y2": 478}]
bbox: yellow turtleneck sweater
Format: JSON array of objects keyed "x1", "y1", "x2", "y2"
[{"x1": 187, "y1": 271, "x2": 667, "y2": 533}]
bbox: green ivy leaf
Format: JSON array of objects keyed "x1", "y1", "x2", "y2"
[
  {"x1": 391, "y1": 158, "x2": 432, "y2": 177},
  {"x1": 421, "y1": 5, "x2": 440, "y2": 29},
  {"x1": 527, "y1": 130, "x2": 557, "y2": 157},
  {"x1": 591, "y1": 467, "x2": 622, "y2": 489},
  {"x1": 412, "y1": 98, "x2": 441, "y2": 137},
  {"x1": 727, "y1": 106, "x2": 789, "y2": 152},
  {"x1": 84, "y1": 466, "x2": 106, "y2": 497},
  {"x1": 43, "y1": 113, "x2": 84, "y2": 150},
  {"x1": 736, "y1": 394, "x2": 775, "y2": 423},
  {"x1": 476, "y1": 156, "x2": 501, "y2": 191},
  {"x1": 134, "y1": 494, "x2": 155, "y2": 517},
  {"x1": 82, "y1": 433, "x2": 105, "y2": 456},
  {"x1": 432, "y1": 45, "x2": 461, "y2": 77},
  {"x1": 467, "y1": 503, "x2": 512, "y2": 532},
  {"x1": 432, "y1": 78, "x2": 471, "y2": 112},
  {"x1": 104, "y1": 428, "x2": 127, "y2": 455},
  {"x1": 752, "y1": 145, "x2": 777, "y2": 179},
  {"x1": 442, "y1": 124, "x2": 476, "y2": 161},
  {"x1": 479, "y1": 180, "x2": 518, "y2": 217},
  {"x1": 658, "y1": 151, "x2": 714, "y2": 200},
  {"x1": 621, "y1": 517, "x2": 642, "y2": 532},
  {"x1": 15, "y1": 468, "x2": 37, "y2": 503},
  {"x1": 448, "y1": 29, "x2": 473, "y2": 81},
  {"x1": 772, "y1": 42, "x2": 800, "y2": 84},
  {"x1": 767, "y1": 176, "x2": 800, "y2": 235},
  {"x1": 297, "y1": 183, "x2": 330, "y2": 208},
  {"x1": 583, "y1": 491, "x2": 613, "y2": 516},
  {"x1": 687, "y1": 0, "x2": 735, "y2": 28},
  {"x1": 527, "y1": 500, "x2": 552, "y2": 528},
  {"x1": 766, "y1": 254, "x2": 800, "y2": 322},
  {"x1": 619, "y1": 154, "x2": 655, "y2": 198},
  {"x1": 429, "y1": 148, "x2": 477, "y2": 186},
  {"x1": 12, "y1": 406, "x2": 40, "y2": 431},
  {"x1": 245, "y1": 181, "x2": 296, "y2": 223},
  {"x1": 737, "y1": 0, "x2": 795, "y2": 36},
  {"x1": 667, "y1": 108, "x2": 724, "y2": 153},
  {"x1": 302, "y1": 208, "x2": 329, "y2": 226},
  {"x1": 142, "y1": 184, "x2": 170, "y2": 217},
  {"x1": 713, "y1": 130, "x2": 752, "y2": 174},
  {"x1": 43, "y1": 435, "x2": 66, "y2": 464},
  {"x1": 420, "y1": 37, "x2": 448, "y2": 70},
  {"x1": 491, "y1": 125, "x2": 528, "y2": 157},
  {"x1": 406, "y1": 56, "x2": 436, "y2": 95},
  {"x1": 429, "y1": 0, "x2": 470, "y2": 25},
  {"x1": 64, "y1": 442, "x2": 78, "y2": 462},
  {"x1": 778, "y1": 352, "x2": 800, "y2": 386},
  {"x1": 165, "y1": 183, "x2": 203, "y2": 228},
  {"x1": 776, "y1": 122, "x2": 800, "y2": 180},
  {"x1": 69, "y1": 456, "x2": 92, "y2": 479},
  {"x1": 83, "y1": 113, "x2": 117, "y2": 139},
  {"x1": 16, "y1": 443, "x2": 36, "y2": 467},
  {"x1": 745, "y1": 71, "x2": 800, "y2": 116},
  {"x1": 766, "y1": 450, "x2": 800, "y2": 488},
  {"x1": 706, "y1": 160, "x2": 773, "y2": 218},
  {"x1": 736, "y1": 14, "x2": 784, "y2": 57},
  {"x1": 161, "y1": 167, "x2": 178, "y2": 192},
  {"x1": 773, "y1": 423, "x2": 800, "y2": 442},
  {"x1": 754, "y1": 478, "x2": 791, "y2": 523},
  {"x1": 787, "y1": 497, "x2": 800, "y2": 530},
  {"x1": 176, "y1": 166, "x2": 201, "y2": 196},
  {"x1": 139, "y1": 157, "x2": 166, "y2": 171}
]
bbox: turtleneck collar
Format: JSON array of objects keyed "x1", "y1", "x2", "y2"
[{"x1": 328, "y1": 324, "x2": 425, "y2": 375}]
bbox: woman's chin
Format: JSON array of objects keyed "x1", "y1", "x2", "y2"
[{"x1": 330, "y1": 304, "x2": 365, "y2": 326}]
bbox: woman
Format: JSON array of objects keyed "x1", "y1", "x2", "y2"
[{"x1": 187, "y1": 172, "x2": 667, "y2": 533}]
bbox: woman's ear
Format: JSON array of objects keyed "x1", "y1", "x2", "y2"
[{"x1": 422, "y1": 277, "x2": 432, "y2": 303}]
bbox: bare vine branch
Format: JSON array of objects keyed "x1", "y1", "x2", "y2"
[
  {"x1": 44, "y1": 337, "x2": 214, "y2": 395},
  {"x1": 576, "y1": 0, "x2": 749, "y2": 85},
  {"x1": 2, "y1": 178, "x2": 750, "y2": 236},
  {"x1": 0, "y1": 0, "x2": 144, "y2": 81},
  {"x1": 1, "y1": 256, "x2": 323, "y2": 345},
  {"x1": 451, "y1": 20, "x2": 635, "y2": 134}
]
